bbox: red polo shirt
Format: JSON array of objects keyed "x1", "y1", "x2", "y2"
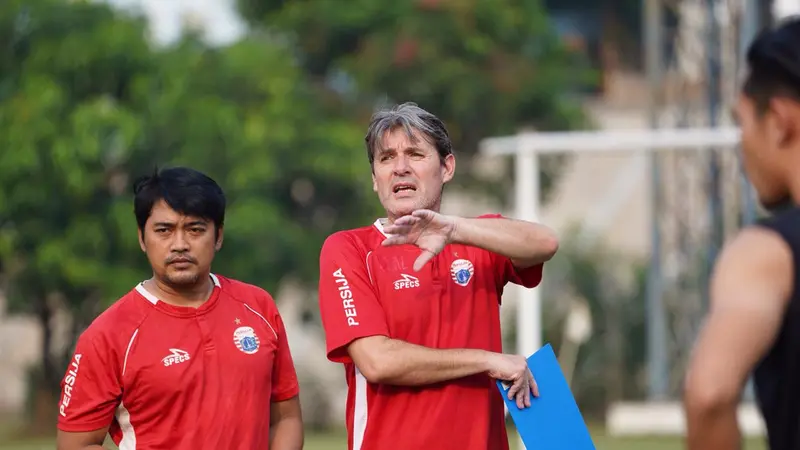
[
  {"x1": 318, "y1": 214, "x2": 544, "y2": 450},
  {"x1": 57, "y1": 274, "x2": 299, "y2": 449}
]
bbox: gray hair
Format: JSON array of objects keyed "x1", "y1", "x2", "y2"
[{"x1": 364, "y1": 102, "x2": 453, "y2": 166}]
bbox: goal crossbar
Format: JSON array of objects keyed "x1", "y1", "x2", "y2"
[{"x1": 480, "y1": 126, "x2": 740, "y2": 155}]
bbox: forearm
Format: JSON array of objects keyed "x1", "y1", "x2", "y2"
[
  {"x1": 361, "y1": 337, "x2": 491, "y2": 385},
  {"x1": 451, "y1": 217, "x2": 558, "y2": 266},
  {"x1": 686, "y1": 406, "x2": 741, "y2": 450},
  {"x1": 269, "y1": 416, "x2": 303, "y2": 450}
]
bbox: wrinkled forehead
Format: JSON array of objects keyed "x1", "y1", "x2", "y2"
[{"x1": 375, "y1": 124, "x2": 435, "y2": 153}]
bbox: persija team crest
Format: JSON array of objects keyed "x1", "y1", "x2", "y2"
[
  {"x1": 450, "y1": 259, "x2": 475, "y2": 287},
  {"x1": 233, "y1": 326, "x2": 260, "y2": 354}
]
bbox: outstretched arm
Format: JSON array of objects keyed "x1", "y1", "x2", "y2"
[
  {"x1": 450, "y1": 215, "x2": 558, "y2": 268},
  {"x1": 382, "y1": 211, "x2": 558, "y2": 271},
  {"x1": 684, "y1": 227, "x2": 792, "y2": 450}
]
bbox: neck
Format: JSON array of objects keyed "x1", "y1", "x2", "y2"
[
  {"x1": 387, "y1": 201, "x2": 442, "y2": 225},
  {"x1": 147, "y1": 274, "x2": 214, "y2": 307}
]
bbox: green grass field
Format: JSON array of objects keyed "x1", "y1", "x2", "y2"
[{"x1": 0, "y1": 427, "x2": 768, "y2": 450}]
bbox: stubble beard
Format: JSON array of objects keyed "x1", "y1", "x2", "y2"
[{"x1": 163, "y1": 271, "x2": 202, "y2": 288}]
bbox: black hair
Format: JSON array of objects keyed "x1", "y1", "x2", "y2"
[
  {"x1": 743, "y1": 16, "x2": 800, "y2": 113},
  {"x1": 364, "y1": 102, "x2": 453, "y2": 166},
  {"x1": 133, "y1": 166, "x2": 226, "y2": 236}
]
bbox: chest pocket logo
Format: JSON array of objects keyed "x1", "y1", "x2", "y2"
[
  {"x1": 233, "y1": 326, "x2": 261, "y2": 355},
  {"x1": 451, "y1": 259, "x2": 475, "y2": 287},
  {"x1": 394, "y1": 273, "x2": 420, "y2": 290}
]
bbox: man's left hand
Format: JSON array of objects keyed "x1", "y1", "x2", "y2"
[{"x1": 382, "y1": 210, "x2": 456, "y2": 271}]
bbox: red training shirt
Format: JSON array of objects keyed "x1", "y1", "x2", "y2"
[
  {"x1": 57, "y1": 274, "x2": 299, "y2": 449},
  {"x1": 318, "y1": 214, "x2": 544, "y2": 450}
]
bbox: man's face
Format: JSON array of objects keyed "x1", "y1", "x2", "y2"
[
  {"x1": 139, "y1": 199, "x2": 223, "y2": 287},
  {"x1": 371, "y1": 127, "x2": 455, "y2": 222},
  {"x1": 735, "y1": 94, "x2": 791, "y2": 209}
]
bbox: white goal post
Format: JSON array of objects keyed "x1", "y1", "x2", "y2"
[{"x1": 479, "y1": 126, "x2": 765, "y2": 438}]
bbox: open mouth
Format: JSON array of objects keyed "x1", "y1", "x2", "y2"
[{"x1": 392, "y1": 183, "x2": 417, "y2": 194}]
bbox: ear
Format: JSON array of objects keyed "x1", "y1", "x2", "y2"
[
  {"x1": 769, "y1": 97, "x2": 800, "y2": 150},
  {"x1": 215, "y1": 226, "x2": 225, "y2": 251},
  {"x1": 138, "y1": 229, "x2": 146, "y2": 253},
  {"x1": 372, "y1": 172, "x2": 378, "y2": 192},
  {"x1": 441, "y1": 154, "x2": 456, "y2": 184}
]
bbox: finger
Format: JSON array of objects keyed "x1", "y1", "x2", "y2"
[
  {"x1": 413, "y1": 251, "x2": 435, "y2": 271},
  {"x1": 381, "y1": 236, "x2": 409, "y2": 247},
  {"x1": 523, "y1": 382, "x2": 531, "y2": 408},
  {"x1": 515, "y1": 381, "x2": 527, "y2": 409},
  {"x1": 529, "y1": 371, "x2": 539, "y2": 398},
  {"x1": 506, "y1": 377, "x2": 521, "y2": 401},
  {"x1": 382, "y1": 224, "x2": 413, "y2": 235},
  {"x1": 508, "y1": 377, "x2": 525, "y2": 401},
  {"x1": 412, "y1": 209, "x2": 434, "y2": 220},
  {"x1": 394, "y1": 215, "x2": 420, "y2": 226}
]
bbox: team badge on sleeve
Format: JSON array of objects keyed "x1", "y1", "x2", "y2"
[
  {"x1": 450, "y1": 259, "x2": 475, "y2": 287},
  {"x1": 233, "y1": 326, "x2": 260, "y2": 354}
]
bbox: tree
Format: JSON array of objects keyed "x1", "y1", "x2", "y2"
[
  {"x1": 0, "y1": 0, "x2": 156, "y2": 424},
  {"x1": 238, "y1": 0, "x2": 595, "y2": 200},
  {"x1": 138, "y1": 35, "x2": 381, "y2": 293},
  {"x1": 0, "y1": 0, "x2": 379, "y2": 425}
]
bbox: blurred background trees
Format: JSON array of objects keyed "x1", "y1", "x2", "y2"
[{"x1": 0, "y1": 0, "x2": 605, "y2": 429}]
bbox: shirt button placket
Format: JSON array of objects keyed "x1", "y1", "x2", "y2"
[{"x1": 196, "y1": 313, "x2": 216, "y2": 352}]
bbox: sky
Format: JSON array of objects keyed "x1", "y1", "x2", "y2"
[{"x1": 105, "y1": 0, "x2": 246, "y2": 45}]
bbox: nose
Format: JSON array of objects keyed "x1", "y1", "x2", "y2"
[
  {"x1": 392, "y1": 154, "x2": 411, "y2": 175},
  {"x1": 170, "y1": 230, "x2": 190, "y2": 253}
]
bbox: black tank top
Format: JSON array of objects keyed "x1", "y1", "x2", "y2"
[{"x1": 753, "y1": 207, "x2": 800, "y2": 450}]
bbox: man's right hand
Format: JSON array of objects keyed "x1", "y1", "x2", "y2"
[{"x1": 486, "y1": 353, "x2": 539, "y2": 409}]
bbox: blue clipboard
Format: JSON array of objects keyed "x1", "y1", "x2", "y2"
[{"x1": 496, "y1": 343, "x2": 596, "y2": 450}]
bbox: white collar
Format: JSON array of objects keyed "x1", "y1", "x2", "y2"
[{"x1": 135, "y1": 273, "x2": 220, "y2": 305}]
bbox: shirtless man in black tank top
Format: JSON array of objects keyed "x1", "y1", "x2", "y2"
[{"x1": 684, "y1": 17, "x2": 800, "y2": 450}]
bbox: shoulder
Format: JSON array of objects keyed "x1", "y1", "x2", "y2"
[
  {"x1": 77, "y1": 290, "x2": 147, "y2": 352},
  {"x1": 321, "y1": 226, "x2": 376, "y2": 257},
  {"x1": 217, "y1": 275, "x2": 280, "y2": 314},
  {"x1": 717, "y1": 226, "x2": 791, "y2": 268},
  {"x1": 711, "y1": 227, "x2": 793, "y2": 305}
]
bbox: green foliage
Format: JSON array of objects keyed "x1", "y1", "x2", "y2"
[
  {"x1": 0, "y1": 0, "x2": 154, "y2": 311},
  {"x1": 238, "y1": 0, "x2": 595, "y2": 200},
  {"x1": 539, "y1": 226, "x2": 648, "y2": 417},
  {"x1": 0, "y1": 0, "x2": 379, "y2": 394},
  {"x1": 0, "y1": 0, "x2": 599, "y2": 419},
  {"x1": 140, "y1": 36, "x2": 381, "y2": 288}
]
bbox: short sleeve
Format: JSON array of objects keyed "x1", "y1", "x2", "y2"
[
  {"x1": 57, "y1": 330, "x2": 122, "y2": 432},
  {"x1": 270, "y1": 311, "x2": 300, "y2": 402},
  {"x1": 478, "y1": 213, "x2": 544, "y2": 289},
  {"x1": 495, "y1": 255, "x2": 544, "y2": 288},
  {"x1": 318, "y1": 232, "x2": 389, "y2": 364}
]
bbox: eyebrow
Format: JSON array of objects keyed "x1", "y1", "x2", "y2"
[
  {"x1": 152, "y1": 220, "x2": 208, "y2": 228},
  {"x1": 378, "y1": 146, "x2": 425, "y2": 154}
]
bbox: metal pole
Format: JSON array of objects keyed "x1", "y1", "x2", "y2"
[
  {"x1": 705, "y1": 0, "x2": 723, "y2": 308},
  {"x1": 515, "y1": 141, "x2": 540, "y2": 449},
  {"x1": 644, "y1": 0, "x2": 668, "y2": 400},
  {"x1": 739, "y1": 0, "x2": 758, "y2": 228},
  {"x1": 516, "y1": 144, "x2": 541, "y2": 357}
]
